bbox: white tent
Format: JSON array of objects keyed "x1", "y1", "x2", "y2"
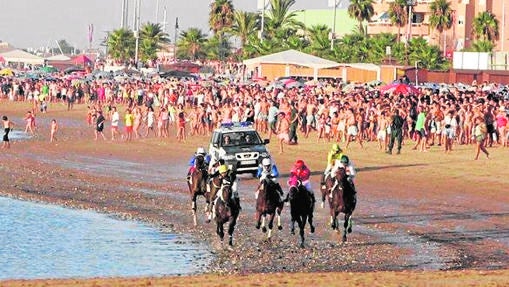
[
  {"x1": 243, "y1": 49, "x2": 341, "y2": 80},
  {"x1": 0, "y1": 49, "x2": 44, "y2": 65},
  {"x1": 46, "y1": 54, "x2": 71, "y2": 61}
]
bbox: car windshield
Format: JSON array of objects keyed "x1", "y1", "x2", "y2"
[{"x1": 221, "y1": 131, "x2": 261, "y2": 146}]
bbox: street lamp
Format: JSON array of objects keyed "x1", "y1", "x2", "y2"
[
  {"x1": 133, "y1": 0, "x2": 141, "y2": 67},
  {"x1": 258, "y1": 0, "x2": 269, "y2": 41},
  {"x1": 328, "y1": 0, "x2": 343, "y2": 51},
  {"x1": 405, "y1": 0, "x2": 416, "y2": 65}
]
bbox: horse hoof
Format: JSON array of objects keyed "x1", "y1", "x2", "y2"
[
  {"x1": 310, "y1": 226, "x2": 315, "y2": 233},
  {"x1": 255, "y1": 224, "x2": 260, "y2": 229},
  {"x1": 342, "y1": 236, "x2": 347, "y2": 243},
  {"x1": 278, "y1": 225, "x2": 283, "y2": 231},
  {"x1": 291, "y1": 230, "x2": 295, "y2": 235},
  {"x1": 347, "y1": 227, "x2": 352, "y2": 233},
  {"x1": 262, "y1": 227, "x2": 267, "y2": 233},
  {"x1": 300, "y1": 242, "x2": 305, "y2": 248}
]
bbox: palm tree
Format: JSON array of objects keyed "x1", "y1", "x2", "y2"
[
  {"x1": 107, "y1": 28, "x2": 135, "y2": 64},
  {"x1": 209, "y1": 0, "x2": 235, "y2": 60},
  {"x1": 472, "y1": 11, "x2": 499, "y2": 43},
  {"x1": 429, "y1": 0, "x2": 453, "y2": 57},
  {"x1": 388, "y1": 0, "x2": 408, "y2": 42},
  {"x1": 139, "y1": 22, "x2": 170, "y2": 62},
  {"x1": 471, "y1": 40, "x2": 495, "y2": 52},
  {"x1": 231, "y1": 11, "x2": 259, "y2": 49},
  {"x1": 264, "y1": 0, "x2": 304, "y2": 40},
  {"x1": 347, "y1": 0, "x2": 375, "y2": 35},
  {"x1": 305, "y1": 25, "x2": 331, "y2": 57},
  {"x1": 176, "y1": 28, "x2": 208, "y2": 60},
  {"x1": 209, "y1": 0, "x2": 235, "y2": 35}
]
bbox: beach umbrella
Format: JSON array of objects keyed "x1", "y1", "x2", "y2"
[
  {"x1": 39, "y1": 66, "x2": 58, "y2": 73},
  {"x1": 0, "y1": 68, "x2": 14, "y2": 76},
  {"x1": 0, "y1": 55, "x2": 5, "y2": 63},
  {"x1": 379, "y1": 82, "x2": 420, "y2": 95},
  {"x1": 73, "y1": 54, "x2": 92, "y2": 66}
]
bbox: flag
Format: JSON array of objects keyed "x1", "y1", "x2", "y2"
[
  {"x1": 88, "y1": 24, "x2": 94, "y2": 45},
  {"x1": 175, "y1": 17, "x2": 179, "y2": 29}
]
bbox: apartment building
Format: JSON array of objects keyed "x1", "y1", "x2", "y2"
[{"x1": 367, "y1": 0, "x2": 509, "y2": 53}]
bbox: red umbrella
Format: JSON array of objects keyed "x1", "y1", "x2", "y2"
[
  {"x1": 73, "y1": 54, "x2": 92, "y2": 65},
  {"x1": 379, "y1": 83, "x2": 420, "y2": 95}
]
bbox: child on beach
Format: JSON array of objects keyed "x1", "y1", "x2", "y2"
[
  {"x1": 50, "y1": 119, "x2": 58, "y2": 143},
  {"x1": 2, "y1": 116, "x2": 14, "y2": 149},
  {"x1": 24, "y1": 111, "x2": 35, "y2": 135},
  {"x1": 176, "y1": 111, "x2": 186, "y2": 142}
]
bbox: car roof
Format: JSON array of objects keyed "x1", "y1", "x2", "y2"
[{"x1": 213, "y1": 122, "x2": 256, "y2": 132}]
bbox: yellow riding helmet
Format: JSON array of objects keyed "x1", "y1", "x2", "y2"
[
  {"x1": 332, "y1": 143, "x2": 342, "y2": 152},
  {"x1": 218, "y1": 164, "x2": 229, "y2": 174}
]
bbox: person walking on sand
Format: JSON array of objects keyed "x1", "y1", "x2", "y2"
[
  {"x1": 473, "y1": 116, "x2": 489, "y2": 160},
  {"x1": 24, "y1": 111, "x2": 35, "y2": 135},
  {"x1": 276, "y1": 112, "x2": 290, "y2": 154},
  {"x1": 2, "y1": 116, "x2": 14, "y2": 149},
  {"x1": 95, "y1": 110, "x2": 107, "y2": 141},
  {"x1": 110, "y1": 106, "x2": 120, "y2": 141},
  {"x1": 124, "y1": 108, "x2": 134, "y2": 141},
  {"x1": 50, "y1": 119, "x2": 58, "y2": 143}
]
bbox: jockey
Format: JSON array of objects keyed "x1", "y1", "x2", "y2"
[
  {"x1": 187, "y1": 147, "x2": 211, "y2": 181},
  {"x1": 288, "y1": 159, "x2": 315, "y2": 203},
  {"x1": 321, "y1": 143, "x2": 344, "y2": 187},
  {"x1": 256, "y1": 157, "x2": 284, "y2": 201},
  {"x1": 338, "y1": 155, "x2": 356, "y2": 190},
  {"x1": 215, "y1": 164, "x2": 241, "y2": 210}
]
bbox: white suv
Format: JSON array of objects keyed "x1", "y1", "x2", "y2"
[{"x1": 208, "y1": 122, "x2": 271, "y2": 176}]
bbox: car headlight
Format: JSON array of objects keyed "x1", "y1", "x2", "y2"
[{"x1": 260, "y1": 152, "x2": 269, "y2": 158}]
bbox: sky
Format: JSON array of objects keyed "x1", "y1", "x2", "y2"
[{"x1": 0, "y1": 0, "x2": 340, "y2": 51}]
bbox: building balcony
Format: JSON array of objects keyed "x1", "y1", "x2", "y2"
[{"x1": 367, "y1": 22, "x2": 430, "y2": 37}]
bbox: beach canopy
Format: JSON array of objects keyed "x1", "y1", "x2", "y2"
[
  {"x1": 46, "y1": 54, "x2": 71, "y2": 61},
  {"x1": 73, "y1": 54, "x2": 92, "y2": 65},
  {"x1": 0, "y1": 68, "x2": 14, "y2": 76},
  {"x1": 0, "y1": 49, "x2": 44, "y2": 65},
  {"x1": 379, "y1": 82, "x2": 420, "y2": 95},
  {"x1": 243, "y1": 49, "x2": 341, "y2": 70}
]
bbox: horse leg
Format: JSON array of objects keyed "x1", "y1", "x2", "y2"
[
  {"x1": 191, "y1": 194, "x2": 198, "y2": 227},
  {"x1": 290, "y1": 218, "x2": 295, "y2": 235},
  {"x1": 267, "y1": 213, "x2": 276, "y2": 241},
  {"x1": 308, "y1": 211, "x2": 315, "y2": 234},
  {"x1": 261, "y1": 215, "x2": 267, "y2": 233},
  {"x1": 228, "y1": 216, "x2": 238, "y2": 246},
  {"x1": 255, "y1": 211, "x2": 262, "y2": 229},
  {"x1": 299, "y1": 216, "x2": 306, "y2": 248},
  {"x1": 330, "y1": 215, "x2": 336, "y2": 230},
  {"x1": 276, "y1": 207, "x2": 283, "y2": 231},
  {"x1": 346, "y1": 213, "x2": 353, "y2": 233},
  {"x1": 216, "y1": 222, "x2": 224, "y2": 243}
]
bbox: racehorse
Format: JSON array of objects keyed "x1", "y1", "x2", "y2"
[
  {"x1": 255, "y1": 178, "x2": 284, "y2": 240},
  {"x1": 187, "y1": 155, "x2": 209, "y2": 226},
  {"x1": 214, "y1": 179, "x2": 240, "y2": 246},
  {"x1": 206, "y1": 174, "x2": 222, "y2": 222},
  {"x1": 327, "y1": 167, "x2": 357, "y2": 242},
  {"x1": 288, "y1": 181, "x2": 315, "y2": 248}
]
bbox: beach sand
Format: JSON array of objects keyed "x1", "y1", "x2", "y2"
[{"x1": 0, "y1": 101, "x2": 508, "y2": 286}]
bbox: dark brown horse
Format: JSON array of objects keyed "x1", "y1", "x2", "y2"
[
  {"x1": 326, "y1": 167, "x2": 357, "y2": 242},
  {"x1": 214, "y1": 179, "x2": 240, "y2": 246},
  {"x1": 187, "y1": 155, "x2": 209, "y2": 226},
  {"x1": 206, "y1": 174, "x2": 222, "y2": 222},
  {"x1": 255, "y1": 178, "x2": 284, "y2": 240},
  {"x1": 288, "y1": 182, "x2": 315, "y2": 248}
]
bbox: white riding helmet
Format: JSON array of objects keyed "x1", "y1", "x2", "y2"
[
  {"x1": 262, "y1": 158, "x2": 271, "y2": 166},
  {"x1": 196, "y1": 147, "x2": 206, "y2": 155}
]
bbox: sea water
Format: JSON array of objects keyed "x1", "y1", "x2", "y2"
[{"x1": 0, "y1": 197, "x2": 212, "y2": 280}]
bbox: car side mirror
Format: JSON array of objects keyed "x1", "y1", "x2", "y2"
[{"x1": 263, "y1": 139, "x2": 270, "y2": 145}]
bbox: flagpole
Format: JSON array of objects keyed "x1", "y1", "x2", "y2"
[{"x1": 174, "y1": 17, "x2": 179, "y2": 62}]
